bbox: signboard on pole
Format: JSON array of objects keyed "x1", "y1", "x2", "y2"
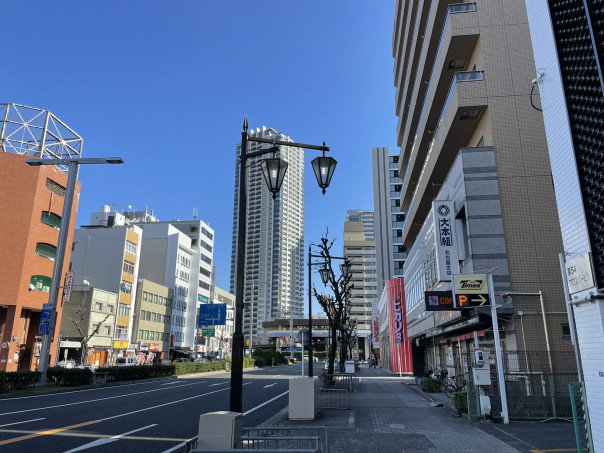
[
  {"x1": 432, "y1": 201, "x2": 459, "y2": 283},
  {"x1": 565, "y1": 252, "x2": 595, "y2": 294},
  {"x1": 198, "y1": 304, "x2": 226, "y2": 326},
  {"x1": 63, "y1": 271, "x2": 75, "y2": 303},
  {"x1": 39, "y1": 303, "x2": 53, "y2": 335},
  {"x1": 372, "y1": 300, "x2": 380, "y2": 348},
  {"x1": 200, "y1": 328, "x2": 215, "y2": 337},
  {"x1": 452, "y1": 273, "x2": 489, "y2": 308}
]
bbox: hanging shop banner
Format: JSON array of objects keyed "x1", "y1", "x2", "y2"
[
  {"x1": 372, "y1": 300, "x2": 380, "y2": 348},
  {"x1": 386, "y1": 278, "x2": 412, "y2": 373},
  {"x1": 432, "y1": 201, "x2": 459, "y2": 283}
]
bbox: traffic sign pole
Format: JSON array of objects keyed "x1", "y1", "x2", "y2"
[{"x1": 488, "y1": 272, "x2": 509, "y2": 424}]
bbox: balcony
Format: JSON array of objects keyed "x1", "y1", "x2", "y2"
[
  {"x1": 401, "y1": 70, "x2": 487, "y2": 245},
  {"x1": 398, "y1": 2, "x2": 479, "y2": 176}
]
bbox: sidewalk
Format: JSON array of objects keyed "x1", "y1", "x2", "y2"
[{"x1": 263, "y1": 364, "x2": 580, "y2": 453}]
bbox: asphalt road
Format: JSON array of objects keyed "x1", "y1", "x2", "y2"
[{"x1": 0, "y1": 363, "x2": 320, "y2": 453}]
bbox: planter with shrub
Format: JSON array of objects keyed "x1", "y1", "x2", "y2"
[
  {"x1": 451, "y1": 390, "x2": 468, "y2": 416},
  {"x1": 419, "y1": 377, "x2": 442, "y2": 393}
]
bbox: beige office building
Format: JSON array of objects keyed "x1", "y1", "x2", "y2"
[
  {"x1": 343, "y1": 219, "x2": 377, "y2": 360},
  {"x1": 393, "y1": 0, "x2": 575, "y2": 374},
  {"x1": 132, "y1": 279, "x2": 173, "y2": 361}
]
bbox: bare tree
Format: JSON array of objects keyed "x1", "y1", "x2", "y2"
[
  {"x1": 216, "y1": 329, "x2": 231, "y2": 357},
  {"x1": 68, "y1": 292, "x2": 111, "y2": 366},
  {"x1": 312, "y1": 232, "x2": 353, "y2": 375},
  {"x1": 340, "y1": 307, "x2": 358, "y2": 363}
]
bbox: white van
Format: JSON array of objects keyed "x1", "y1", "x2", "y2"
[{"x1": 115, "y1": 357, "x2": 137, "y2": 367}]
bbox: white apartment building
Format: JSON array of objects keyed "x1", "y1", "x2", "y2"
[
  {"x1": 70, "y1": 210, "x2": 143, "y2": 358},
  {"x1": 230, "y1": 126, "x2": 305, "y2": 347},
  {"x1": 372, "y1": 147, "x2": 407, "y2": 296}
]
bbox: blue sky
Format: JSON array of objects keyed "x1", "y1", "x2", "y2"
[{"x1": 2, "y1": 1, "x2": 397, "y2": 313}]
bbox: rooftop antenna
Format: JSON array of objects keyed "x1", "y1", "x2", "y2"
[{"x1": 193, "y1": 208, "x2": 198, "y2": 220}]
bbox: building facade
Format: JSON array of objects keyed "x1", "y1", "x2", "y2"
[
  {"x1": 59, "y1": 287, "x2": 118, "y2": 367},
  {"x1": 372, "y1": 147, "x2": 407, "y2": 296},
  {"x1": 70, "y1": 219, "x2": 143, "y2": 360},
  {"x1": 392, "y1": 0, "x2": 575, "y2": 377},
  {"x1": 230, "y1": 126, "x2": 305, "y2": 347},
  {"x1": 343, "y1": 217, "x2": 378, "y2": 360},
  {"x1": 0, "y1": 152, "x2": 80, "y2": 371},
  {"x1": 526, "y1": 0, "x2": 603, "y2": 447},
  {"x1": 132, "y1": 279, "x2": 173, "y2": 362}
]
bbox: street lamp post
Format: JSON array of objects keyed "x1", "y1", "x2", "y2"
[
  {"x1": 307, "y1": 252, "x2": 351, "y2": 377},
  {"x1": 25, "y1": 157, "x2": 124, "y2": 385},
  {"x1": 231, "y1": 117, "x2": 336, "y2": 413}
]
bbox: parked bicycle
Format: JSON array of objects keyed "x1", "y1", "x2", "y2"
[
  {"x1": 443, "y1": 374, "x2": 466, "y2": 398},
  {"x1": 414, "y1": 369, "x2": 433, "y2": 386}
]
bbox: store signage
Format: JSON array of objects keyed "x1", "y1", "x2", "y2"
[
  {"x1": 392, "y1": 295, "x2": 403, "y2": 343},
  {"x1": 424, "y1": 291, "x2": 455, "y2": 310},
  {"x1": 432, "y1": 201, "x2": 459, "y2": 283},
  {"x1": 63, "y1": 271, "x2": 75, "y2": 303},
  {"x1": 565, "y1": 253, "x2": 595, "y2": 294},
  {"x1": 372, "y1": 301, "x2": 380, "y2": 348},
  {"x1": 113, "y1": 340, "x2": 128, "y2": 349}
]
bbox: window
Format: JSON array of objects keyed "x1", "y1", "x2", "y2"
[
  {"x1": 199, "y1": 267, "x2": 211, "y2": 278},
  {"x1": 125, "y1": 240, "x2": 137, "y2": 255},
  {"x1": 30, "y1": 275, "x2": 51, "y2": 292},
  {"x1": 45, "y1": 178, "x2": 66, "y2": 197},
  {"x1": 138, "y1": 330, "x2": 143, "y2": 339},
  {"x1": 200, "y1": 253, "x2": 212, "y2": 265},
  {"x1": 143, "y1": 291, "x2": 148, "y2": 301},
  {"x1": 41, "y1": 211, "x2": 61, "y2": 229},
  {"x1": 200, "y1": 240, "x2": 213, "y2": 252},
  {"x1": 202, "y1": 227, "x2": 213, "y2": 240},
  {"x1": 35, "y1": 243, "x2": 57, "y2": 261},
  {"x1": 107, "y1": 305, "x2": 114, "y2": 313},
  {"x1": 95, "y1": 302, "x2": 103, "y2": 311},
  {"x1": 199, "y1": 281, "x2": 210, "y2": 290},
  {"x1": 154, "y1": 294, "x2": 158, "y2": 303},
  {"x1": 118, "y1": 304, "x2": 131, "y2": 317},
  {"x1": 562, "y1": 324, "x2": 571, "y2": 337},
  {"x1": 120, "y1": 281, "x2": 132, "y2": 294},
  {"x1": 104, "y1": 326, "x2": 111, "y2": 336},
  {"x1": 122, "y1": 261, "x2": 135, "y2": 274}
]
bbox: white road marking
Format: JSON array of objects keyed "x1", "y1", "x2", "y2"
[
  {"x1": 263, "y1": 383, "x2": 277, "y2": 389},
  {"x1": 208, "y1": 381, "x2": 229, "y2": 387},
  {"x1": 63, "y1": 423, "x2": 157, "y2": 453},
  {"x1": 159, "y1": 381, "x2": 181, "y2": 386},
  {"x1": 3, "y1": 379, "x2": 179, "y2": 401},
  {"x1": 0, "y1": 417, "x2": 46, "y2": 428},
  {"x1": 161, "y1": 441, "x2": 187, "y2": 453},
  {"x1": 243, "y1": 391, "x2": 288, "y2": 416},
  {"x1": 97, "y1": 382, "x2": 252, "y2": 422},
  {"x1": 0, "y1": 381, "x2": 208, "y2": 417}
]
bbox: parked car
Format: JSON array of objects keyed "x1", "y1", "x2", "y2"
[
  {"x1": 55, "y1": 360, "x2": 76, "y2": 369},
  {"x1": 115, "y1": 357, "x2": 137, "y2": 367},
  {"x1": 172, "y1": 358, "x2": 190, "y2": 363},
  {"x1": 213, "y1": 357, "x2": 225, "y2": 361},
  {"x1": 194, "y1": 358, "x2": 210, "y2": 363}
]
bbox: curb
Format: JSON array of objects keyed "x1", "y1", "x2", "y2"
[{"x1": 402, "y1": 380, "x2": 474, "y2": 421}]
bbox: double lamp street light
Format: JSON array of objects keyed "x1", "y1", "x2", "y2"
[{"x1": 231, "y1": 117, "x2": 337, "y2": 413}]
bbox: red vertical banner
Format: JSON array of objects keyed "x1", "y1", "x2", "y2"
[{"x1": 387, "y1": 278, "x2": 412, "y2": 373}]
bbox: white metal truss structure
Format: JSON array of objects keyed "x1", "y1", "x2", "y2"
[{"x1": 0, "y1": 103, "x2": 83, "y2": 170}]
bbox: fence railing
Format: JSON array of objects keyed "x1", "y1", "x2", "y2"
[
  {"x1": 187, "y1": 427, "x2": 328, "y2": 453},
  {"x1": 466, "y1": 372, "x2": 581, "y2": 421},
  {"x1": 319, "y1": 373, "x2": 358, "y2": 391},
  {"x1": 319, "y1": 388, "x2": 348, "y2": 409}
]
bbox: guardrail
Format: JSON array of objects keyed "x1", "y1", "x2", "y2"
[{"x1": 320, "y1": 373, "x2": 358, "y2": 391}]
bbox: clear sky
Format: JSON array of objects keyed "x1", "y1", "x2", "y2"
[{"x1": 2, "y1": 1, "x2": 398, "y2": 314}]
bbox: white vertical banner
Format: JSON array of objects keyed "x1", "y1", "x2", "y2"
[
  {"x1": 432, "y1": 201, "x2": 459, "y2": 283},
  {"x1": 372, "y1": 300, "x2": 380, "y2": 348}
]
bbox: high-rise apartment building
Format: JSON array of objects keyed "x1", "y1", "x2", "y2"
[
  {"x1": 230, "y1": 126, "x2": 305, "y2": 347},
  {"x1": 526, "y1": 1, "x2": 603, "y2": 447},
  {"x1": 372, "y1": 147, "x2": 407, "y2": 295},
  {"x1": 343, "y1": 216, "x2": 378, "y2": 360},
  {"x1": 392, "y1": 0, "x2": 575, "y2": 376}
]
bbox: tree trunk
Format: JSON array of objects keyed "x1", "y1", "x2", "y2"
[{"x1": 328, "y1": 324, "x2": 338, "y2": 374}]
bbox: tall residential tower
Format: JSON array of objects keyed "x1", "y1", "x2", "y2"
[{"x1": 230, "y1": 126, "x2": 305, "y2": 347}]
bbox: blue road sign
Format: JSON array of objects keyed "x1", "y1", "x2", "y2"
[
  {"x1": 41, "y1": 309, "x2": 52, "y2": 321},
  {"x1": 39, "y1": 321, "x2": 50, "y2": 335},
  {"x1": 198, "y1": 304, "x2": 227, "y2": 326},
  {"x1": 395, "y1": 339, "x2": 402, "y2": 344}
]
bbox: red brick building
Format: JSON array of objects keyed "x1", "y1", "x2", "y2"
[{"x1": 0, "y1": 152, "x2": 80, "y2": 371}]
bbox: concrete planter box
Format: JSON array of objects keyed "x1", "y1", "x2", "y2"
[{"x1": 288, "y1": 377, "x2": 319, "y2": 420}]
